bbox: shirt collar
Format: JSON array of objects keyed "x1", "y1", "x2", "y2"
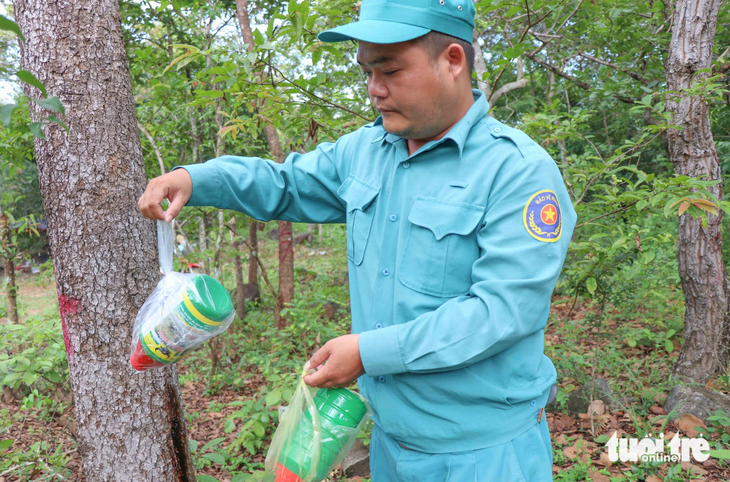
[{"x1": 371, "y1": 89, "x2": 490, "y2": 158}]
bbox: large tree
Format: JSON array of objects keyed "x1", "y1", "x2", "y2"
[
  {"x1": 12, "y1": 0, "x2": 195, "y2": 479},
  {"x1": 665, "y1": 0, "x2": 727, "y2": 383}
]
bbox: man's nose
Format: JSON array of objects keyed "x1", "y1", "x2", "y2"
[{"x1": 367, "y1": 74, "x2": 388, "y2": 99}]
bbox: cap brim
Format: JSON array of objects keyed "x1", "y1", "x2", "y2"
[{"x1": 317, "y1": 19, "x2": 430, "y2": 44}]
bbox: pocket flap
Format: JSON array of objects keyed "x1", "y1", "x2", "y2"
[
  {"x1": 408, "y1": 197, "x2": 485, "y2": 241},
  {"x1": 337, "y1": 176, "x2": 380, "y2": 212}
]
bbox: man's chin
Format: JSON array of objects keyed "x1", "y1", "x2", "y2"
[{"x1": 382, "y1": 120, "x2": 411, "y2": 139}]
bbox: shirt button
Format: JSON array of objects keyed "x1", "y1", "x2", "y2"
[
  {"x1": 378, "y1": 376, "x2": 386, "y2": 383},
  {"x1": 530, "y1": 399, "x2": 537, "y2": 407},
  {"x1": 389, "y1": 214, "x2": 398, "y2": 222},
  {"x1": 493, "y1": 127, "x2": 502, "y2": 133},
  {"x1": 375, "y1": 323, "x2": 383, "y2": 329},
  {"x1": 382, "y1": 268, "x2": 390, "y2": 276},
  {"x1": 402, "y1": 162, "x2": 410, "y2": 169}
]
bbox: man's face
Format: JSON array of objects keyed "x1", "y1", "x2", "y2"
[{"x1": 357, "y1": 39, "x2": 451, "y2": 140}]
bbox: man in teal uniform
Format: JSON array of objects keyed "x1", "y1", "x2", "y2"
[{"x1": 139, "y1": 0, "x2": 576, "y2": 479}]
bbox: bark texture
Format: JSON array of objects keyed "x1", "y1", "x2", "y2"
[
  {"x1": 12, "y1": 1, "x2": 195, "y2": 479},
  {"x1": 236, "y1": 0, "x2": 294, "y2": 329},
  {"x1": 665, "y1": 0, "x2": 728, "y2": 383}
]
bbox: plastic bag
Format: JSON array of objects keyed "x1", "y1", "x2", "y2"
[
  {"x1": 129, "y1": 219, "x2": 234, "y2": 371},
  {"x1": 265, "y1": 363, "x2": 372, "y2": 482}
]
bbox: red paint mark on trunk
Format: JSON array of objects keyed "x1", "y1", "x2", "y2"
[{"x1": 56, "y1": 277, "x2": 81, "y2": 363}]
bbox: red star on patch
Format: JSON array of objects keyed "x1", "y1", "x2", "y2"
[{"x1": 541, "y1": 205, "x2": 557, "y2": 225}]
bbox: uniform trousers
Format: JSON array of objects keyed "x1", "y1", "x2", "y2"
[{"x1": 368, "y1": 416, "x2": 553, "y2": 482}]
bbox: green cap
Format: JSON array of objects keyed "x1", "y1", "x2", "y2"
[{"x1": 317, "y1": 0, "x2": 475, "y2": 45}]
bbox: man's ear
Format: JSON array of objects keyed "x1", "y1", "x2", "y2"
[{"x1": 443, "y1": 43, "x2": 467, "y2": 82}]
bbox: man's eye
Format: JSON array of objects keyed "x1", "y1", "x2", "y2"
[{"x1": 384, "y1": 70, "x2": 398, "y2": 76}]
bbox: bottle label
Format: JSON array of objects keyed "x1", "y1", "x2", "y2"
[{"x1": 140, "y1": 325, "x2": 186, "y2": 363}]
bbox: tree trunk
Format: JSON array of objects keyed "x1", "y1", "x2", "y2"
[
  {"x1": 0, "y1": 213, "x2": 18, "y2": 323},
  {"x1": 249, "y1": 220, "x2": 258, "y2": 286},
  {"x1": 666, "y1": 0, "x2": 728, "y2": 383},
  {"x1": 234, "y1": 247, "x2": 246, "y2": 320},
  {"x1": 236, "y1": 0, "x2": 293, "y2": 329},
  {"x1": 12, "y1": 1, "x2": 195, "y2": 479}
]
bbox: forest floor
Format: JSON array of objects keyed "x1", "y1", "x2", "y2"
[{"x1": 2, "y1": 223, "x2": 730, "y2": 482}]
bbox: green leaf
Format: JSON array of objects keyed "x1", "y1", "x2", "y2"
[
  {"x1": 189, "y1": 439, "x2": 198, "y2": 454},
  {"x1": 194, "y1": 89, "x2": 224, "y2": 99},
  {"x1": 201, "y1": 437, "x2": 226, "y2": 452},
  {"x1": 665, "y1": 339, "x2": 674, "y2": 353},
  {"x1": 252, "y1": 28, "x2": 265, "y2": 46},
  {"x1": 3, "y1": 372, "x2": 21, "y2": 384},
  {"x1": 33, "y1": 96, "x2": 64, "y2": 114},
  {"x1": 265, "y1": 389, "x2": 282, "y2": 406},
  {"x1": 224, "y1": 418, "x2": 236, "y2": 433},
  {"x1": 0, "y1": 15, "x2": 24, "y2": 42},
  {"x1": 666, "y1": 329, "x2": 676, "y2": 339},
  {"x1": 586, "y1": 277, "x2": 597, "y2": 295},
  {"x1": 253, "y1": 420, "x2": 266, "y2": 438},
  {"x1": 23, "y1": 371, "x2": 38, "y2": 385},
  {"x1": 29, "y1": 122, "x2": 47, "y2": 139},
  {"x1": 46, "y1": 370, "x2": 61, "y2": 383},
  {"x1": 293, "y1": 12, "x2": 303, "y2": 40},
  {"x1": 196, "y1": 475, "x2": 220, "y2": 482},
  {"x1": 0, "y1": 103, "x2": 18, "y2": 126},
  {"x1": 16, "y1": 70, "x2": 46, "y2": 97},
  {"x1": 202, "y1": 452, "x2": 226, "y2": 465},
  {"x1": 709, "y1": 449, "x2": 730, "y2": 460},
  {"x1": 0, "y1": 439, "x2": 12, "y2": 451}
]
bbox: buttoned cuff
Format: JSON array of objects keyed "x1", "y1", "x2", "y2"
[
  {"x1": 359, "y1": 325, "x2": 406, "y2": 377},
  {"x1": 171, "y1": 163, "x2": 220, "y2": 207}
]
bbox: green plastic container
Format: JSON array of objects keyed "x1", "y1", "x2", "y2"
[
  {"x1": 277, "y1": 388, "x2": 368, "y2": 481},
  {"x1": 139, "y1": 274, "x2": 233, "y2": 364}
]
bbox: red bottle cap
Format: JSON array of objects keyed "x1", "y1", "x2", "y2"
[
  {"x1": 274, "y1": 462, "x2": 303, "y2": 482},
  {"x1": 130, "y1": 339, "x2": 166, "y2": 371}
]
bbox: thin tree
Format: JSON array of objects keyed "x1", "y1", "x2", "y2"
[
  {"x1": 12, "y1": 0, "x2": 195, "y2": 479},
  {"x1": 665, "y1": 0, "x2": 727, "y2": 383},
  {"x1": 236, "y1": 0, "x2": 294, "y2": 329}
]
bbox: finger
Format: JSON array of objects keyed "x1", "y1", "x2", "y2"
[
  {"x1": 138, "y1": 183, "x2": 166, "y2": 220},
  {"x1": 308, "y1": 344, "x2": 332, "y2": 369},
  {"x1": 303, "y1": 367, "x2": 331, "y2": 387},
  {"x1": 166, "y1": 191, "x2": 186, "y2": 223}
]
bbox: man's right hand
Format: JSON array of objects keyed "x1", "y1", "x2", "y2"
[{"x1": 138, "y1": 168, "x2": 193, "y2": 222}]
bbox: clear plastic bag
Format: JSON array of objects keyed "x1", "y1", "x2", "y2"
[
  {"x1": 129, "y1": 219, "x2": 234, "y2": 371},
  {"x1": 265, "y1": 363, "x2": 372, "y2": 482}
]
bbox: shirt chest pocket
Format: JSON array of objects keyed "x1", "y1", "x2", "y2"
[
  {"x1": 337, "y1": 176, "x2": 380, "y2": 265},
  {"x1": 398, "y1": 197, "x2": 485, "y2": 297}
]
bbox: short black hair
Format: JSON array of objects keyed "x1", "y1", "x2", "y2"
[{"x1": 412, "y1": 31, "x2": 475, "y2": 75}]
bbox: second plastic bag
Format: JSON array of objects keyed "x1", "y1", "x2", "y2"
[
  {"x1": 265, "y1": 363, "x2": 372, "y2": 482},
  {"x1": 129, "y1": 219, "x2": 235, "y2": 371}
]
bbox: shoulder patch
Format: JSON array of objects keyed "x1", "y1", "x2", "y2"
[{"x1": 523, "y1": 190, "x2": 562, "y2": 242}]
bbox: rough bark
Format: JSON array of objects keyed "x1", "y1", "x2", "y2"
[
  {"x1": 12, "y1": 1, "x2": 195, "y2": 480},
  {"x1": 236, "y1": 0, "x2": 293, "y2": 329},
  {"x1": 665, "y1": 0, "x2": 728, "y2": 383},
  {"x1": 0, "y1": 213, "x2": 18, "y2": 323}
]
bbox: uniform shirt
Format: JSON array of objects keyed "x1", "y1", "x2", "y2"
[{"x1": 174, "y1": 89, "x2": 577, "y2": 453}]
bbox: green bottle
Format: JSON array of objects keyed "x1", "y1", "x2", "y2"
[
  {"x1": 134, "y1": 274, "x2": 233, "y2": 368},
  {"x1": 274, "y1": 388, "x2": 368, "y2": 482}
]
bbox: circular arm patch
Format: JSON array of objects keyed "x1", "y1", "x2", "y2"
[{"x1": 523, "y1": 190, "x2": 562, "y2": 242}]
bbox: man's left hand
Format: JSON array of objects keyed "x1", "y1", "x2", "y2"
[{"x1": 303, "y1": 334, "x2": 365, "y2": 388}]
